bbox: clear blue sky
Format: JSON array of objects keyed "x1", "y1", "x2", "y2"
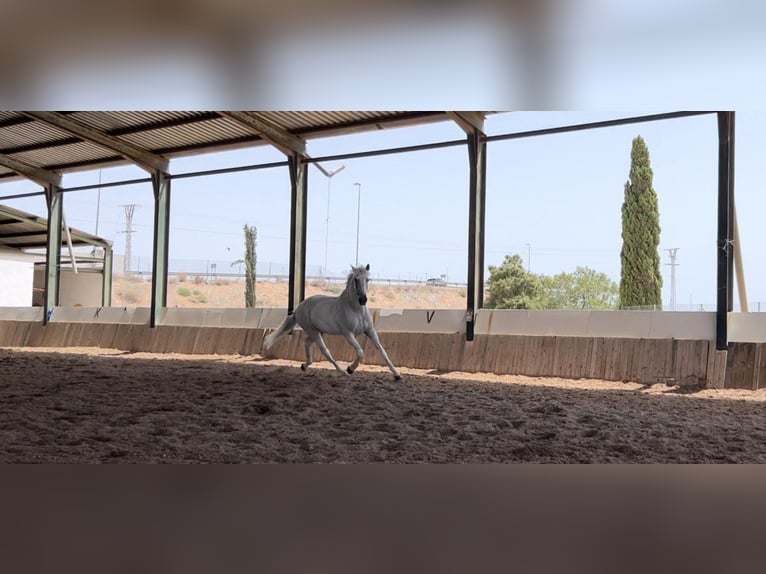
[{"x1": 2, "y1": 111, "x2": 765, "y2": 310}]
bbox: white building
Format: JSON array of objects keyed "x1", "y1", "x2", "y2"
[{"x1": 0, "y1": 204, "x2": 112, "y2": 308}]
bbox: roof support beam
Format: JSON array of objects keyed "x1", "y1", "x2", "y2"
[
  {"x1": 448, "y1": 112, "x2": 486, "y2": 135},
  {"x1": 20, "y1": 112, "x2": 169, "y2": 174},
  {"x1": 221, "y1": 112, "x2": 306, "y2": 156},
  {"x1": 0, "y1": 153, "x2": 62, "y2": 188},
  {"x1": 733, "y1": 204, "x2": 748, "y2": 312},
  {"x1": 0, "y1": 230, "x2": 47, "y2": 239},
  {"x1": 287, "y1": 153, "x2": 308, "y2": 314},
  {"x1": 465, "y1": 126, "x2": 487, "y2": 341},
  {"x1": 13, "y1": 241, "x2": 91, "y2": 249}
]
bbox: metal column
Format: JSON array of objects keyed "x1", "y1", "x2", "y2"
[
  {"x1": 102, "y1": 246, "x2": 113, "y2": 307},
  {"x1": 43, "y1": 183, "x2": 63, "y2": 325},
  {"x1": 466, "y1": 129, "x2": 487, "y2": 341},
  {"x1": 150, "y1": 171, "x2": 171, "y2": 327},
  {"x1": 716, "y1": 111, "x2": 735, "y2": 350},
  {"x1": 287, "y1": 153, "x2": 308, "y2": 315}
]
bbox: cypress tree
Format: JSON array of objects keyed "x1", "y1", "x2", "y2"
[
  {"x1": 244, "y1": 224, "x2": 257, "y2": 308},
  {"x1": 620, "y1": 136, "x2": 662, "y2": 309}
]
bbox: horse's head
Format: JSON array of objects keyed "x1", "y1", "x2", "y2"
[{"x1": 348, "y1": 263, "x2": 370, "y2": 306}]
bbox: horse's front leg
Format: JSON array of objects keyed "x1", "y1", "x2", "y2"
[
  {"x1": 366, "y1": 327, "x2": 402, "y2": 380},
  {"x1": 343, "y1": 332, "x2": 365, "y2": 374}
]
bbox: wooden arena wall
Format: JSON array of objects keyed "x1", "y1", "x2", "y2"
[{"x1": 1, "y1": 306, "x2": 764, "y2": 389}]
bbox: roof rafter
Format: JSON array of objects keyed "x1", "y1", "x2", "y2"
[
  {"x1": 0, "y1": 230, "x2": 47, "y2": 239},
  {"x1": 0, "y1": 153, "x2": 62, "y2": 188},
  {"x1": 448, "y1": 111, "x2": 486, "y2": 134},
  {"x1": 21, "y1": 111, "x2": 169, "y2": 173},
  {"x1": 220, "y1": 111, "x2": 306, "y2": 156}
]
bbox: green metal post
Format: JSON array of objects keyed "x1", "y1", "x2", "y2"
[
  {"x1": 43, "y1": 183, "x2": 63, "y2": 325},
  {"x1": 150, "y1": 171, "x2": 171, "y2": 327},
  {"x1": 102, "y1": 246, "x2": 113, "y2": 307},
  {"x1": 287, "y1": 154, "x2": 308, "y2": 315}
]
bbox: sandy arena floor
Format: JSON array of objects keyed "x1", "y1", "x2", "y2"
[{"x1": 2, "y1": 346, "x2": 765, "y2": 463}]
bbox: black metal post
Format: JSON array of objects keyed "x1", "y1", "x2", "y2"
[
  {"x1": 727, "y1": 113, "x2": 735, "y2": 312},
  {"x1": 716, "y1": 111, "x2": 735, "y2": 350},
  {"x1": 466, "y1": 129, "x2": 487, "y2": 341}
]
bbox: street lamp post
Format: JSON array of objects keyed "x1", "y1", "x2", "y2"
[
  {"x1": 354, "y1": 182, "x2": 361, "y2": 266},
  {"x1": 314, "y1": 163, "x2": 346, "y2": 277},
  {"x1": 526, "y1": 243, "x2": 531, "y2": 273}
]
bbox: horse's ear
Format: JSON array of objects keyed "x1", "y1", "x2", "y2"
[{"x1": 365, "y1": 264, "x2": 370, "y2": 271}]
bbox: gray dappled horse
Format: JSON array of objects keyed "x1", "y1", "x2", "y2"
[{"x1": 263, "y1": 264, "x2": 401, "y2": 380}]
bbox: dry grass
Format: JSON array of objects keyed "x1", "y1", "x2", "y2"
[{"x1": 112, "y1": 277, "x2": 466, "y2": 309}]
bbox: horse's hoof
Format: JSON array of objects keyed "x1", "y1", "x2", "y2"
[
  {"x1": 300, "y1": 364, "x2": 307, "y2": 371},
  {"x1": 346, "y1": 366, "x2": 355, "y2": 375},
  {"x1": 394, "y1": 375, "x2": 402, "y2": 381}
]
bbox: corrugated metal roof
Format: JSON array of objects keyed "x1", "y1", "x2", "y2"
[
  {"x1": 0, "y1": 117, "x2": 78, "y2": 149},
  {"x1": 0, "y1": 204, "x2": 110, "y2": 251},
  {"x1": 0, "y1": 111, "x2": 469, "y2": 183},
  {"x1": 119, "y1": 116, "x2": 254, "y2": 152},
  {"x1": 13, "y1": 142, "x2": 118, "y2": 170},
  {"x1": 268, "y1": 111, "x2": 401, "y2": 131},
  {"x1": 68, "y1": 111, "x2": 213, "y2": 133}
]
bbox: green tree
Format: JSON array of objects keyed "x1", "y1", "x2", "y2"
[
  {"x1": 620, "y1": 135, "x2": 662, "y2": 309},
  {"x1": 539, "y1": 267, "x2": 619, "y2": 310},
  {"x1": 485, "y1": 254, "x2": 541, "y2": 309},
  {"x1": 243, "y1": 224, "x2": 257, "y2": 308}
]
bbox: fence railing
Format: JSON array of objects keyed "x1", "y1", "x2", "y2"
[
  {"x1": 119, "y1": 257, "x2": 464, "y2": 288},
  {"x1": 125, "y1": 271, "x2": 466, "y2": 289},
  {"x1": 616, "y1": 303, "x2": 766, "y2": 312}
]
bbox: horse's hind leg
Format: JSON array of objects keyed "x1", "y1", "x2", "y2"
[
  {"x1": 343, "y1": 332, "x2": 364, "y2": 374},
  {"x1": 313, "y1": 333, "x2": 347, "y2": 375},
  {"x1": 301, "y1": 338, "x2": 314, "y2": 371}
]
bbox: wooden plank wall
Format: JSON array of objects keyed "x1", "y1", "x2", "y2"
[
  {"x1": 724, "y1": 342, "x2": 766, "y2": 390},
  {"x1": 1, "y1": 320, "x2": 764, "y2": 389}
]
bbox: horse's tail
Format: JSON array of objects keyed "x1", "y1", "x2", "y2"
[{"x1": 263, "y1": 313, "x2": 297, "y2": 351}]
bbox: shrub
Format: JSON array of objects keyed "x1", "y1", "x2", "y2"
[
  {"x1": 191, "y1": 290, "x2": 207, "y2": 304},
  {"x1": 177, "y1": 286, "x2": 191, "y2": 297},
  {"x1": 119, "y1": 289, "x2": 140, "y2": 304}
]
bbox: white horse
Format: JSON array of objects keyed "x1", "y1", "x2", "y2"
[{"x1": 263, "y1": 264, "x2": 402, "y2": 380}]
